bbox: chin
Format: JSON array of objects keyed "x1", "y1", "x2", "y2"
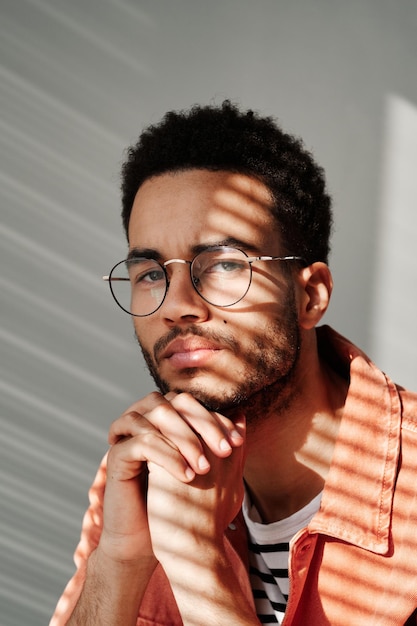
[
  {"x1": 169, "y1": 376, "x2": 249, "y2": 413},
  {"x1": 179, "y1": 389, "x2": 243, "y2": 413},
  {"x1": 150, "y1": 371, "x2": 240, "y2": 413}
]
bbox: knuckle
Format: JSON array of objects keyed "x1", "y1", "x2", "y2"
[
  {"x1": 174, "y1": 391, "x2": 194, "y2": 404},
  {"x1": 140, "y1": 429, "x2": 158, "y2": 447},
  {"x1": 147, "y1": 402, "x2": 170, "y2": 423},
  {"x1": 170, "y1": 392, "x2": 198, "y2": 414},
  {"x1": 148, "y1": 391, "x2": 163, "y2": 402},
  {"x1": 126, "y1": 410, "x2": 142, "y2": 424}
]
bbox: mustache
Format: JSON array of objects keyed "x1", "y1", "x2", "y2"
[{"x1": 152, "y1": 325, "x2": 238, "y2": 364}]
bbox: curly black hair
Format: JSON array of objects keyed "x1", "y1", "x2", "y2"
[{"x1": 121, "y1": 101, "x2": 332, "y2": 264}]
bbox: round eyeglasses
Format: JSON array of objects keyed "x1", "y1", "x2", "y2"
[{"x1": 103, "y1": 246, "x2": 304, "y2": 317}]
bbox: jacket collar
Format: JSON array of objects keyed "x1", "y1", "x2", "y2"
[{"x1": 310, "y1": 326, "x2": 401, "y2": 554}]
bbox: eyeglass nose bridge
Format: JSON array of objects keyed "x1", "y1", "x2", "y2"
[
  {"x1": 162, "y1": 258, "x2": 193, "y2": 286},
  {"x1": 161, "y1": 257, "x2": 208, "y2": 311},
  {"x1": 162, "y1": 257, "x2": 199, "y2": 296},
  {"x1": 163, "y1": 258, "x2": 191, "y2": 268}
]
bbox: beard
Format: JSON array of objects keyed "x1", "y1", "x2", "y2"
[{"x1": 136, "y1": 285, "x2": 301, "y2": 420}]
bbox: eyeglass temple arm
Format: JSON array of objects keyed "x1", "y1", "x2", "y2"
[
  {"x1": 102, "y1": 256, "x2": 306, "y2": 281},
  {"x1": 245, "y1": 255, "x2": 305, "y2": 263}
]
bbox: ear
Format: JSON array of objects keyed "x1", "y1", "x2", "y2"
[{"x1": 296, "y1": 262, "x2": 333, "y2": 330}]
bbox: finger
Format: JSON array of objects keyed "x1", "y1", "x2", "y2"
[
  {"x1": 167, "y1": 393, "x2": 244, "y2": 457},
  {"x1": 214, "y1": 411, "x2": 245, "y2": 445},
  {"x1": 109, "y1": 392, "x2": 194, "y2": 445},
  {"x1": 109, "y1": 407, "x2": 209, "y2": 477},
  {"x1": 108, "y1": 419, "x2": 196, "y2": 483},
  {"x1": 229, "y1": 410, "x2": 246, "y2": 438},
  {"x1": 165, "y1": 391, "x2": 245, "y2": 447},
  {"x1": 142, "y1": 401, "x2": 215, "y2": 473},
  {"x1": 117, "y1": 392, "x2": 242, "y2": 451}
]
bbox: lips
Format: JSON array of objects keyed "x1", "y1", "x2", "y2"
[{"x1": 159, "y1": 336, "x2": 223, "y2": 368}]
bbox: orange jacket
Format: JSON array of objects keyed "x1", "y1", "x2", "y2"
[{"x1": 50, "y1": 327, "x2": 417, "y2": 625}]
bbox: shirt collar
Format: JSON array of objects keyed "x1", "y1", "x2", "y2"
[{"x1": 310, "y1": 326, "x2": 402, "y2": 554}]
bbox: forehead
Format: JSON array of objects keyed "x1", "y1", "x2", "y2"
[{"x1": 128, "y1": 169, "x2": 280, "y2": 253}]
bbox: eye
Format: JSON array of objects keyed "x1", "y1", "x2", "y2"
[
  {"x1": 128, "y1": 260, "x2": 165, "y2": 287},
  {"x1": 138, "y1": 269, "x2": 165, "y2": 284},
  {"x1": 205, "y1": 258, "x2": 247, "y2": 274},
  {"x1": 192, "y1": 248, "x2": 249, "y2": 284}
]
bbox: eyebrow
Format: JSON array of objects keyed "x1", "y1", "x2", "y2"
[
  {"x1": 191, "y1": 237, "x2": 260, "y2": 255},
  {"x1": 127, "y1": 247, "x2": 162, "y2": 261},
  {"x1": 127, "y1": 237, "x2": 261, "y2": 261}
]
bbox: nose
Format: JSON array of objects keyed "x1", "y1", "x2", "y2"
[{"x1": 160, "y1": 262, "x2": 209, "y2": 324}]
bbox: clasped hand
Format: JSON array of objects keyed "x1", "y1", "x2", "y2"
[{"x1": 99, "y1": 391, "x2": 246, "y2": 569}]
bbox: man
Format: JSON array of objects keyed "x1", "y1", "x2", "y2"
[{"x1": 51, "y1": 102, "x2": 417, "y2": 625}]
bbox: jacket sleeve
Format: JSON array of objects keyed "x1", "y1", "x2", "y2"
[{"x1": 49, "y1": 454, "x2": 108, "y2": 626}]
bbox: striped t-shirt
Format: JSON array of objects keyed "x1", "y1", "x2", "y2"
[{"x1": 242, "y1": 490, "x2": 322, "y2": 624}]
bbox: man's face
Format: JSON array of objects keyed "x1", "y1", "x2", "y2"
[{"x1": 128, "y1": 169, "x2": 301, "y2": 414}]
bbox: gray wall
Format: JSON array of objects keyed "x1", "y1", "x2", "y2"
[{"x1": 1, "y1": 1, "x2": 416, "y2": 623}]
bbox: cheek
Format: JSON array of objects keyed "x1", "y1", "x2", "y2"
[
  {"x1": 223, "y1": 300, "x2": 289, "y2": 334},
  {"x1": 251, "y1": 272, "x2": 298, "y2": 316},
  {"x1": 133, "y1": 320, "x2": 155, "y2": 353},
  {"x1": 244, "y1": 271, "x2": 290, "y2": 309},
  {"x1": 222, "y1": 284, "x2": 297, "y2": 341}
]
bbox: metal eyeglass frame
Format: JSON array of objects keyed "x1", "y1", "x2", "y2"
[{"x1": 103, "y1": 246, "x2": 305, "y2": 317}]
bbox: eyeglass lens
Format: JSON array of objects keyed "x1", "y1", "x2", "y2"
[{"x1": 109, "y1": 247, "x2": 253, "y2": 316}]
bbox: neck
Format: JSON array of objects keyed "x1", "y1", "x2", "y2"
[{"x1": 242, "y1": 335, "x2": 348, "y2": 524}]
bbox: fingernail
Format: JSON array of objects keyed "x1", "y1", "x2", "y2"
[
  {"x1": 230, "y1": 429, "x2": 244, "y2": 442},
  {"x1": 185, "y1": 467, "x2": 195, "y2": 481},
  {"x1": 198, "y1": 455, "x2": 210, "y2": 470},
  {"x1": 220, "y1": 438, "x2": 232, "y2": 452}
]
